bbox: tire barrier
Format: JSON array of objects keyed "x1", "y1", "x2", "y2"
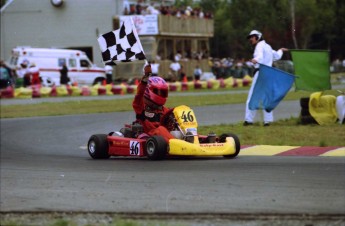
[
  {"x1": 0, "y1": 76, "x2": 253, "y2": 99},
  {"x1": 300, "y1": 93, "x2": 344, "y2": 125},
  {"x1": 299, "y1": 97, "x2": 318, "y2": 125},
  {"x1": 308, "y1": 92, "x2": 338, "y2": 125}
]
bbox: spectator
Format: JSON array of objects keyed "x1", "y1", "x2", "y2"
[
  {"x1": 336, "y1": 91, "x2": 345, "y2": 124},
  {"x1": 220, "y1": 58, "x2": 232, "y2": 78},
  {"x1": 135, "y1": 1, "x2": 142, "y2": 15},
  {"x1": 174, "y1": 51, "x2": 182, "y2": 62},
  {"x1": 208, "y1": 57, "x2": 213, "y2": 68},
  {"x1": 212, "y1": 58, "x2": 221, "y2": 79},
  {"x1": 160, "y1": 6, "x2": 169, "y2": 15},
  {"x1": 150, "y1": 60, "x2": 159, "y2": 76},
  {"x1": 126, "y1": 2, "x2": 211, "y2": 19},
  {"x1": 204, "y1": 11, "x2": 213, "y2": 19},
  {"x1": 60, "y1": 63, "x2": 70, "y2": 85},
  {"x1": 155, "y1": 53, "x2": 162, "y2": 61},
  {"x1": 29, "y1": 62, "x2": 41, "y2": 85},
  {"x1": 199, "y1": 9, "x2": 205, "y2": 18},
  {"x1": 129, "y1": 4, "x2": 136, "y2": 15},
  {"x1": 0, "y1": 60, "x2": 15, "y2": 87},
  {"x1": 16, "y1": 60, "x2": 30, "y2": 87},
  {"x1": 332, "y1": 58, "x2": 342, "y2": 72},
  {"x1": 105, "y1": 65, "x2": 113, "y2": 84},
  {"x1": 179, "y1": 65, "x2": 187, "y2": 82},
  {"x1": 123, "y1": 0, "x2": 130, "y2": 14},
  {"x1": 245, "y1": 60, "x2": 255, "y2": 77},
  {"x1": 169, "y1": 60, "x2": 181, "y2": 82},
  {"x1": 233, "y1": 58, "x2": 245, "y2": 78},
  {"x1": 243, "y1": 30, "x2": 288, "y2": 126},
  {"x1": 146, "y1": 3, "x2": 160, "y2": 15},
  {"x1": 175, "y1": 8, "x2": 182, "y2": 18},
  {"x1": 193, "y1": 65, "x2": 202, "y2": 81},
  {"x1": 185, "y1": 6, "x2": 192, "y2": 17}
]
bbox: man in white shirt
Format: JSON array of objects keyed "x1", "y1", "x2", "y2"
[
  {"x1": 169, "y1": 60, "x2": 181, "y2": 82},
  {"x1": 16, "y1": 60, "x2": 31, "y2": 87},
  {"x1": 29, "y1": 62, "x2": 40, "y2": 85},
  {"x1": 104, "y1": 65, "x2": 113, "y2": 84},
  {"x1": 150, "y1": 60, "x2": 160, "y2": 76},
  {"x1": 244, "y1": 30, "x2": 288, "y2": 126},
  {"x1": 174, "y1": 51, "x2": 182, "y2": 62},
  {"x1": 193, "y1": 65, "x2": 202, "y2": 81}
]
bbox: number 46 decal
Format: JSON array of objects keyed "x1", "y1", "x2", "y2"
[
  {"x1": 181, "y1": 111, "x2": 194, "y2": 122},
  {"x1": 130, "y1": 141, "x2": 140, "y2": 155}
]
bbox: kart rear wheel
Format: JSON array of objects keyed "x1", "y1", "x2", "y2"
[
  {"x1": 88, "y1": 134, "x2": 110, "y2": 159},
  {"x1": 220, "y1": 133, "x2": 241, "y2": 159},
  {"x1": 145, "y1": 136, "x2": 167, "y2": 160}
]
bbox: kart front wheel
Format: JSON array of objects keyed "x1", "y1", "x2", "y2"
[
  {"x1": 145, "y1": 136, "x2": 167, "y2": 160},
  {"x1": 88, "y1": 134, "x2": 110, "y2": 159},
  {"x1": 220, "y1": 133, "x2": 241, "y2": 159}
]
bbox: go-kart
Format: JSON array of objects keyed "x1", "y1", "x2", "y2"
[{"x1": 87, "y1": 105, "x2": 240, "y2": 160}]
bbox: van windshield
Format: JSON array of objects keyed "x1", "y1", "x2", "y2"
[{"x1": 80, "y1": 59, "x2": 91, "y2": 68}]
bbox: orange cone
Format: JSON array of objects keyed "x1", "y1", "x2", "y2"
[{"x1": 183, "y1": 76, "x2": 188, "y2": 83}]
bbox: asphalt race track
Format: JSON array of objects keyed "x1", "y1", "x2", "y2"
[{"x1": 1, "y1": 99, "x2": 345, "y2": 225}]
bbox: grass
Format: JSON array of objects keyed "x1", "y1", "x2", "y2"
[{"x1": 199, "y1": 117, "x2": 345, "y2": 146}]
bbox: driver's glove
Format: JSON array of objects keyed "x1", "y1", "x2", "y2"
[{"x1": 141, "y1": 64, "x2": 152, "y2": 83}]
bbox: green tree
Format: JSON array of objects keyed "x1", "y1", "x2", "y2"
[
  {"x1": 175, "y1": 0, "x2": 342, "y2": 60},
  {"x1": 331, "y1": 0, "x2": 345, "y2": 59},
  {"x1": 207, "y1": 0, "x2": 341, "y2": 60},
  {"x1": 175, "y1": 0, "x2": 193, "y2": 7}
]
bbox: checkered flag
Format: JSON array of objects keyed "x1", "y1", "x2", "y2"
[{"x1": 98, "y1": 17, "x2": 146, "y2": 65}]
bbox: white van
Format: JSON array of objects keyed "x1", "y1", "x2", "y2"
[{"x1": 8, "y1": 47, "x2": 106, "y2": 86}]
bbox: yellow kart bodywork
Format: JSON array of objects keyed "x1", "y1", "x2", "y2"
[
  {"x1": 165, "y1": 105, "x2": 240, "y2": 158},
  {"x1": 168, "y1": 137, "x2": 237, "y2": 156}
]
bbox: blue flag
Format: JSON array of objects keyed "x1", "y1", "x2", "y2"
[{"x1": 249, "y1": 64, "x2": 296, "y2": 112}]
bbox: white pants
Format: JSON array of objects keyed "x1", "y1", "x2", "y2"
[
  {"x1": 336, "y1": 95, "x2": 345, "y2": 124},
  {"x1": 244, "y1": 71, "x2": 273, "y2": 123}
]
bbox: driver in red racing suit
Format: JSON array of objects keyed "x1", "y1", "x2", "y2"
[{"x1": 132, "y1": 64, "x2": 175, "y2": 142}]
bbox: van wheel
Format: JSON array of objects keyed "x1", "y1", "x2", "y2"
[{"x1": 93, "y1": 78, "x2": 105, "y2": 85}]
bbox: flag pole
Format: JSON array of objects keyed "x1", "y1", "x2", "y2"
[
  {"x1": 130, "y1": 17, "x2": 145, "y2": 58},
  {"x1": 129, "y1": 16, "x2": 148, "y2": 67}
]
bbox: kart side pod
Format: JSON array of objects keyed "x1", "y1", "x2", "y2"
[{"x1": 168, "y1": 136, "x2": 238, "y2": 156}]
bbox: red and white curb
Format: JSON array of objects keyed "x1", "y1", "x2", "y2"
[{"x1": 240, "y1": 145, "x2": 345, "y2": 156}]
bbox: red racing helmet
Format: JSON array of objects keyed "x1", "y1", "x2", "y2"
[{"x1": 144, "y1": 76, "x2": 168, "y2": 107}]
